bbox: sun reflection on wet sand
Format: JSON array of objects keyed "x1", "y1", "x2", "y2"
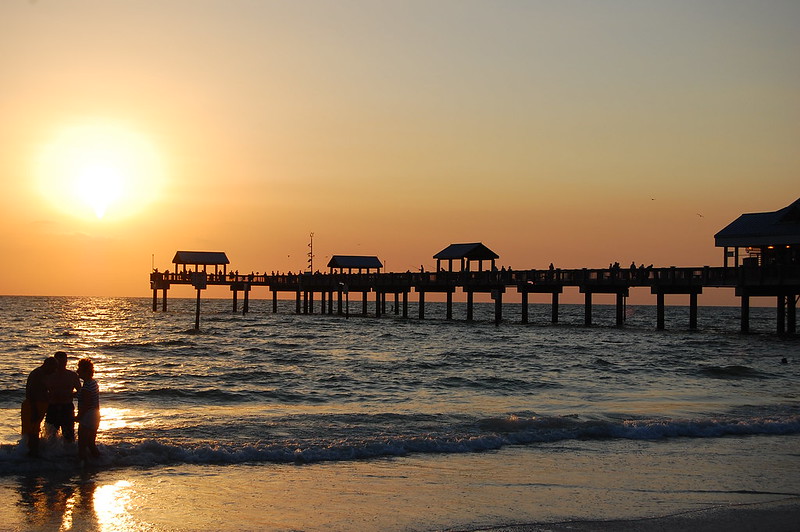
[{"x1": 93, "y1": 480, "x2": 137, "y2": 532}]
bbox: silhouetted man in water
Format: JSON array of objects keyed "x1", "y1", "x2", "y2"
[
  {"x1": 45, "y1": 352, "x2": 82, "y2": 443},
  {"x1": 22, "y1": 357, "x2": 57, "y2": 457}
]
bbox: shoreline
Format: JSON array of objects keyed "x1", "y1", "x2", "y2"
[{"x1": 474, "y1": 498, "x2": 800, "y2": 532}]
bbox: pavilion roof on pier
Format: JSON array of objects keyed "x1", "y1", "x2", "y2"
[
  {"x1": 434, "y1": 243, "x2": 499, "y2": 260},
  {"x1": 172, "y1": 251, "x2": 230, "y2": 266},
  {"x1": 715, "y1": 198, "x2": 800, "y2": 247},
  {"x1": 327, "y1": 255, "x2": 383, "y2": 270}
]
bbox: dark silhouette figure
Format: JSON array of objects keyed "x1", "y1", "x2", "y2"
[
  {"x1": 44, "y1": 352, "x2": 82, "y2": 443},
  {"x1": 22, "y1": 357, "x2": 57, "y2": 457}
]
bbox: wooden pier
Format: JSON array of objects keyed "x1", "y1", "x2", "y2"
[
  {"x1": 150, "y1": 265, "x2": 800, "y2": 334},
  {"x1": 152, "y1": 199, "x2": 800, "y2": 334}
]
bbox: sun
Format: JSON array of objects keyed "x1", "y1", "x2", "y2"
[{"x1": 36, "y1": 121, "x2": 164, "y2": 221}]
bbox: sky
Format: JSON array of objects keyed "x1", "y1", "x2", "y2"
[{"x1": 1, "y1": 0, "x2": 798, "y2": 305}]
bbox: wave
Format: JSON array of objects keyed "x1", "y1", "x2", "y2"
[
  {"x1": 699, "y1": 365, "x2": 765, "y2": 379},
  {"x1": 2, "y1": 412, "x2": 798, "y2": 475}
]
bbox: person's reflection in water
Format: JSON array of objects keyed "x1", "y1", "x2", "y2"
[
  {"x1": 16, "y1": 472, "x2": 100, "y2": 531},
  {"x1": 16, "y1": 472, "x2": 139, "y2": 530}
]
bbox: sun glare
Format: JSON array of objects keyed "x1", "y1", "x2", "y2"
[{"x1": 36, "y1": 122, "x2": 164, "y2": 221}]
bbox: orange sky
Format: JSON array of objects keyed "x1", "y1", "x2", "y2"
[{"x1": 1, "y1": 1, "x2": 798, "y2": 305}]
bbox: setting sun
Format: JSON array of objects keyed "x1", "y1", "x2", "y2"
[{"x1": 36, "y1": 121, "x2": 164, "y2": 220}]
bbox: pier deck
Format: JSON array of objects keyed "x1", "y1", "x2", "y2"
[{"x1": 150, "y1": 265, "x2": 800, "y2": 334}]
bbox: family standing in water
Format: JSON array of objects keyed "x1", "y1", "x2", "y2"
[{"x1": 22, "y1": 352, "x2": 100, "y2": 463}]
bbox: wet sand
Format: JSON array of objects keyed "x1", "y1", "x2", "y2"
[{"x1": 476, "y1": 498, "x2": 800, "y2": 531}]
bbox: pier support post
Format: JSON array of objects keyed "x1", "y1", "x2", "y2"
[
  {"x1": 656, "y1": 293, "x2": 665, "y2": 330},
  {"x1": 272, "y1": 290, "x2": 278, "y2": 313},
  {"x1": 243, "y1": 287, "x2": 249, "y2": 315},
  {"x1": 194, "y1": 288, "x2": 201, "y2": 331},
  {"x1": 418, "y1": 291, "x2": 425, "y2": 320},
  {"x1": 152, "y1": 288, "x2": 158, "y2": 312},
  {"x1": 552, "y1": 292, "x2": 559, "y2": 324},
  {"x1": 466, "y1": 291, "x2": 474, "y2": 321},
  {"x1": 295, "y1": 291, "x2": 301, "y2": 314},
  {"x1": 788, "y1": 295, "x2": 797, "y2": 334},
  {"x1": 232, "y1": 290, "x2": 238, "y2": 313},
  {"x1": 309, "y1": 291, "x2": 314, "y2": 315},
  {"x1": 494, "y1": 290, "x2": 503, "y2": 325},
  {"x1": 584, "y1": 292, "x2": 592, "y2": 327},
  {"x1": 777, "y1": 295, "x2": 786, "y2": 335},
  {"x1": 394, "y1": 293, "x2": 399, "y2": 315},
  {"x1": 162, "y1": 288, "x2": 168, "y2": 312},
  {"x1": 446, "y1": 291, "x2": 453, "y2": 320},
  {"x1": 402, "y1": 291, "x2": 408, "y2": 318},
  {"x1": 741, "y1": 295, "x2": 750, "y2": 333},
  {"x1": 521, "y1": 292, "x2": 528, "y2": 324},
  {"x1": 689, "y1": 292, "x2": 698, "y2": 330},
  {"x1": 375, "y1": 292, "x2": 381, "y2": 318},
  {"x1": 362, "y1": 291, "x2": 368, "y2": 316},
  {"x1": 616, "y1": 293, "x2": 624, "y2": 327},
  {"x1": 337, "y1": 289, "x2": 343, "y2": 315}
]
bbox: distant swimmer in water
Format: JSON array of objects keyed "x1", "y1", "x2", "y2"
[
  {"x1": 21, "y1": 357, "x2": 57, "y2": 457},
  {"x1": 44, "y1": 351, "x2": 82, "y2": 443},
  {"x1": 77, "y1": 358, "x2": 101, "y2": 462}
]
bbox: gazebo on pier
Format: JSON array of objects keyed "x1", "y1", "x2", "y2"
[
  {"x1": 715, "y1": 198, "x2": 800, "y2": 268},
  {"x1": 433, "y1": 242, "x2": 499, "y2": 272},
  {"x1": 327, "y1": 255, "x2": 383, "y2": 274},
  {"x1": 172, "y1": 251, "x2": 230, "y2": 276}
]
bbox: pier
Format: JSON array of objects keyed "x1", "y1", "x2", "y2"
[
  {"x1": 150, "y1": 199, "x2": 800, "y2": 334},
  {"x1": 150, "y1": 265, "x2": 800, "y2": 334}
]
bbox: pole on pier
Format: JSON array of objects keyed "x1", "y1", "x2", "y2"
[
  {"x1": 689, "y1": 292, "x2": 698, "y2": 330},
  {"x1": 194, "y1": 288, "x2": 201, "y2": 331},
  {"x1": 493, "y1": 289, "x2": 503, "y2": 325},
  {"x1": 446, "y1": 291, "x2": 453, "y2": 320},
  {"x1": 656, "y1": 292, "x2": 665, "y2": 330},
  {"x1": 552, "y1": 292, "x2": 559, "y2": 324},
  {"x1": 741, "y1": 294, "x2": 750, "y2": 333},
  {"x1": 584, "y1": 292, "x2": 592, "y2": 327},
  {"x1": 521, "y1": 291, "x2": 529, "y2": 324},
  {"x1": 616, "y1": 292, "x2": 624, "y2": 327}
]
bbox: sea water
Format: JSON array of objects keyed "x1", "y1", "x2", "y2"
[{"x1": 0, "y1": 295, "x2": 798, "y2": 531}]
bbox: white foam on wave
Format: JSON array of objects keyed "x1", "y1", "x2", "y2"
[{"x1": 2, "y1": 412, "x2": 798, "y2": 475}]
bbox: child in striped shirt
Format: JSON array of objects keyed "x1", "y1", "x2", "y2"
[{"x1": 76, "y1": 358, "x2": 100, "y2": 462}]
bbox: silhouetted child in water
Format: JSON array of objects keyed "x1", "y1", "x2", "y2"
[{"x1": 76, "y1": 358, "x2": 100, "y2": 462}]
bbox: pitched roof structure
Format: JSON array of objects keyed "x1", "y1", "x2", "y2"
[
  {"x1": 715, "y1": 198, "x2": 800, "y2": 247},
  {"x1": 433, "y1": 243, "x2": 499, "y2": 260},
  {"x1": 172, "y1": 251, "x2": 230, "y2": 265},
  {"x1": 327, "y1": 255, "x2": 383, "y2": 270}
]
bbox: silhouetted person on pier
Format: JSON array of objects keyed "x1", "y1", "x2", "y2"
[
  {"x1": 44, "y1": 352, "x2": 81, "y2": 443},
  {"x1": 22, "y1": 357, "x2": 57, "y2": 457}
]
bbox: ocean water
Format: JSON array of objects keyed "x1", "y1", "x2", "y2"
[{"x1": 0, "y1": 295, "x2": 798, "y2": 531}]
